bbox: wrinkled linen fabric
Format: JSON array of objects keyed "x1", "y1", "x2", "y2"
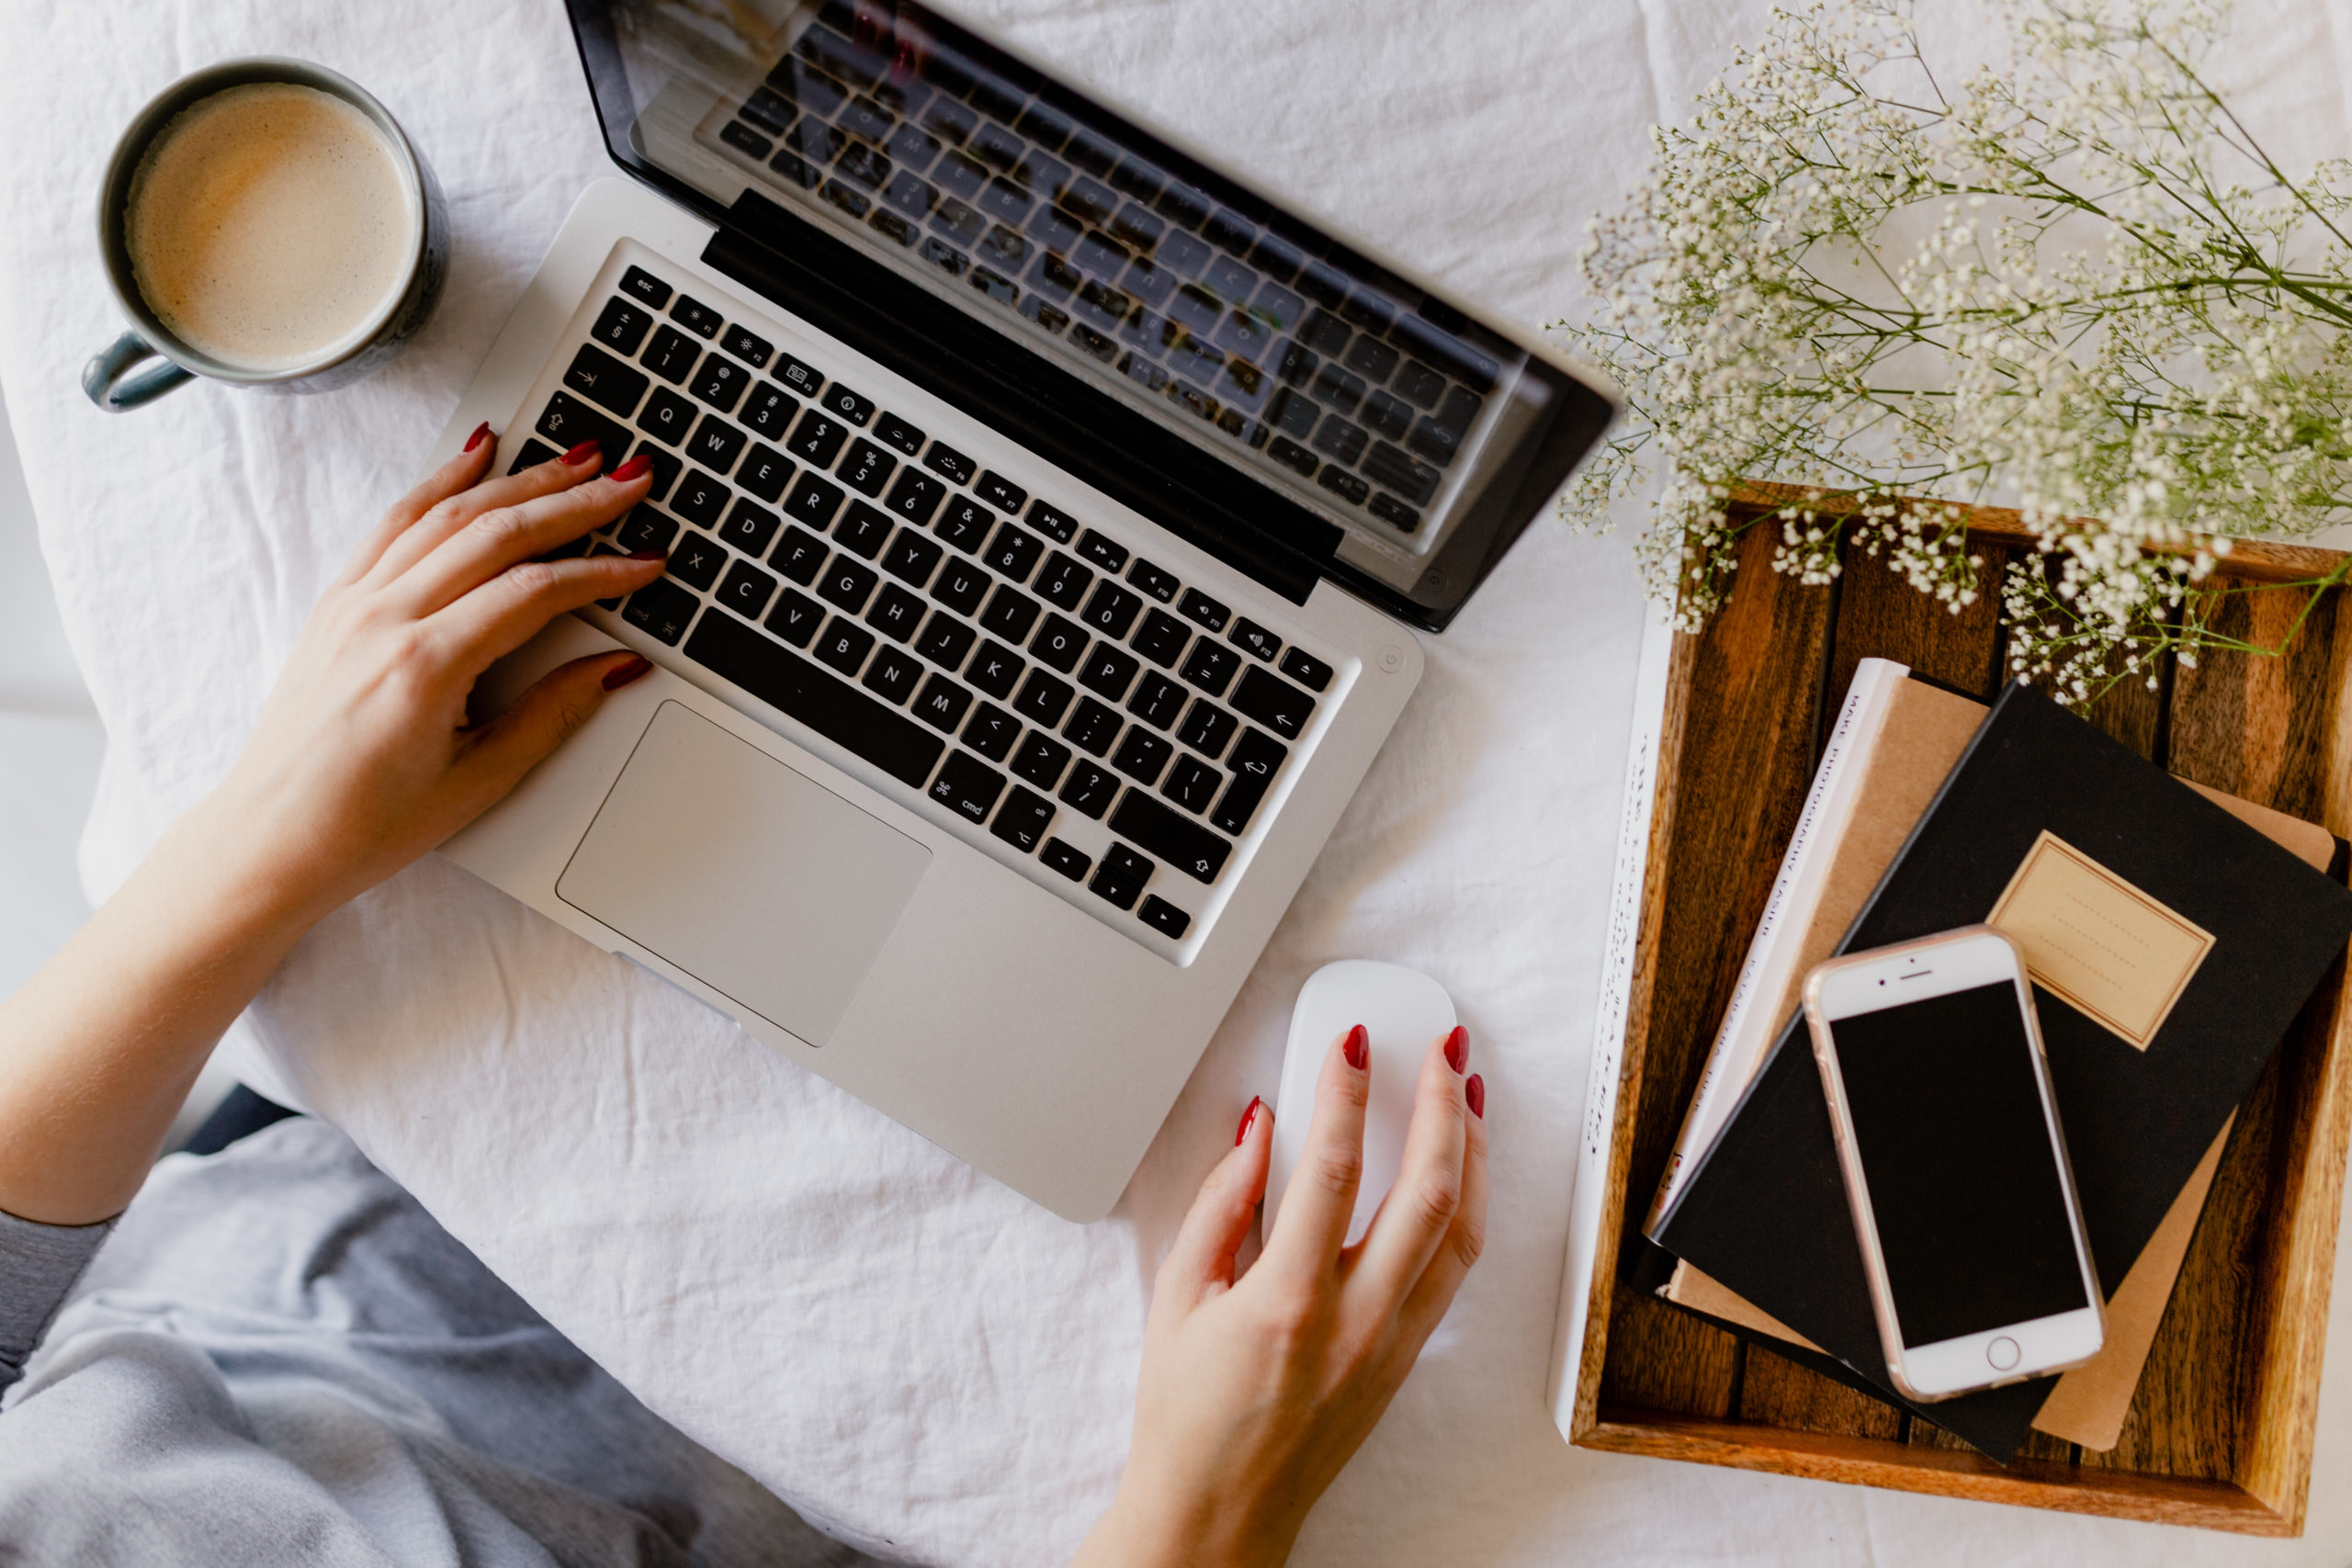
[{"x1": 6, "y1": 1, "x2": 2352, "y2": 1563}]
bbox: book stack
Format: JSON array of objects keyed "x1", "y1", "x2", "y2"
[{"x1": 1635, "y1": 662, "x2": 2352, "y2": 1459}]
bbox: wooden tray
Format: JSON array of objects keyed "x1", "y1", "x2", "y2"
[{"x1": 1560, "y1": 487, "x2": 2352, "y2": 1535}]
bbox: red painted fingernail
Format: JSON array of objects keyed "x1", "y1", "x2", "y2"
[
  {"x1": 560, "y1": 439, "x2": 601, "y2": 467},
  {"x1": 1444, "y1": 1025, "x2": 1469, "y2": 1075},
  {"x1": 602, "y1": 655, "x2": 652, "y2": 692},
  {"x1": 463, "y1": 420, "x2": 492, "y2": 453},
  {"x1": 1465, "y1": 1074, "x2": 1486, "y2": 1120},
  {"x1": 610, "y1": 453, "x2": 652, "y2": 482},
  {"x1": 1234, "y1": 1095, "x2": 1262, "y2": 1145},
  {"x1": 1343, "y1": 1024, "x2": 1369, "y2": 1071},
  {"x1": 626, "y1": 549, "x2": 666, "y2": 561}
]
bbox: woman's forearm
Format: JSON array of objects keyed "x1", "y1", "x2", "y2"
[{"x1": 0, "y1": 799, "x2": 311, "y2": 1224}]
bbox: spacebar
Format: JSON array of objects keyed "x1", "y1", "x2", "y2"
[{"x1": 682, "y1": 610, "x2": 946, "y2": 790}]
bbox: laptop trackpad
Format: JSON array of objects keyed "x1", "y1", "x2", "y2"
[{"x1": 556, "y1": 701, "x2": 931, "y2": 1046}]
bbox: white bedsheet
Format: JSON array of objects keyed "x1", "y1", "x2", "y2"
[{"x1": 8, "y1": 1, "x2": 2352, "y2": 1562}]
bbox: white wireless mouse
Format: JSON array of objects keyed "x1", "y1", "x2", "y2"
[{"x1": 1266, "y1": 960, "x2": 1457, "y2": 1247}]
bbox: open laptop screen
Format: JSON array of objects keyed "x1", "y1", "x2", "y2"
[{"x1": 566, "y1": 0, "x2": 1613, "y2": 628}]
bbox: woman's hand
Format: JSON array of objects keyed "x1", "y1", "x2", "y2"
[
  {"x1": 1074, "y1": 1027, "x2": 1488, "y2": 1568},
  {"x1": 188, "y1": 429, "x2": 664, "y2": 930},
  {"x1": 0, "y1": 427, "x2": 661, "y2": 1224}
]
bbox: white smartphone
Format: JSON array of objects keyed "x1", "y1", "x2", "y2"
[{"x1": 1803, "y1": 926, "x2": 2105, "y2": 1402}]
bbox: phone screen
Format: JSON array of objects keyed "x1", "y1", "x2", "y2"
[{"x1": 1831, "y1": 980, "x2": 2088, "y2": 1348}]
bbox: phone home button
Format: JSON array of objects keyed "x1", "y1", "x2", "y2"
[{"x1": 1986, "y1": 1336, "x2": 2022, "y2": 1371}]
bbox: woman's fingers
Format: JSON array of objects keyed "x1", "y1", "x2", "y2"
[
  {"x1": 1352, "y1": 1030, "x2": 1470, "y2": 1306},
  {"x1": 454, "y1": 648, "x2": 653, "y2": 808},
  {"x1": 1396, "y1": 1067, "x2": 1488, "y2": 1346},
  {"x1": 1259, "y1": 1026, "x2": 1371, "y2": 1281},
  {"x1": 397, "y1": 463, "x2": 653, "y2": 619},
  {"x1": 1155, "y1": 1099, "x2": 1273, "y2": 1312},
  {"x1": 368, "y1": 440, "x2": 617, "y2": 590},
  {"x1": 335, "y1": 424, "x2": 498, "y2": 587},
  {"x1": 427, "y1": 550, "x2": 668, "y2": 676}
]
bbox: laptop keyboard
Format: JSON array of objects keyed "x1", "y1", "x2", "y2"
[
  {"x1": 517, "y1": 255, "x2": 1340, "y2": 948},
  {"x1": 701, "y1": 2, "x2": 1506, "y2": 547}
]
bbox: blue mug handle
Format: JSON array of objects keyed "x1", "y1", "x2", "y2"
[{"x1": 82, "y1": 329, "x2": 196, "y2": 412}]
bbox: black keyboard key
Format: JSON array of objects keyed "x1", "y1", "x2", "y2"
[
  {"x1": 1180, "y1": 638, "x2": 1240, "y2": 696},
  {"x1": 1125, "y1": 558, "x2": 1180, "y2": 603},
  {"x1": 874, "y1": 412, "x2": 926, "y2": 456},
  {"x1": 966, "y1": 638, "x2": 1026, "y2": 699},
  {"x1": 620, "y1": 265, "x2": 673, "y2": 309},
  {"x1": 989, "y1": 785, "x2": 1056, "y2": 852},
  {"x1": 1227, "y1": 727, "x2": 1287, "y2": 781},
  {"x1": 930, "y1": 556, "x2": 989, "y2": 615},
  {"x1": 1075, "y1": 529, "x2": 1128, "y2": 572},
  {"x1": 716, "y1": 558, "x2": 778, "y2": 620},
  {"x1": 687, "y1": 416, "x2": 747, "y2": 476},
  {"x1": 784, "y1": 471, "x2": 846, "y2": 531},
  {"x1": 774, "y1": 353, "x2": 824, "y2": 399},
  {"x1": 863, "y1": 644, "x2": 924, "y2": 704},
  {"x1": 622, "y1": 579, "x2": 700, "y2": 646},
  {"x1": 1229, "y1": 619, "x2": 1281, "y2": 661},
  {"x1": 1162, "y1": 753, "x2": 1223, "y2": 813},
  {"x1": 1317, "y1": 466, "x2": 1370, "y2": 507},
  {"x1": 975, "y1": 472, "x2": 1027, "y2": 513},
  {"x1": 1080, "y1": 581, "x2": 1143, "y2": 640},
  {"x1": 978, "y1": 585, "x2": 1041, "y2": 643},
  {"x1": 1176, "y1": 699, "x2": 1238, "y2": 759},
  {"x1": 1064, "y1": 697, "x2": 1122, "y2": 757},
  {"x1": 924, "y1": 443, "x2": 976, "y2": 484},
  {"x1": 912, "y1": 674, "x2": 974, "y2": 732},
  {"x1": 1090, "y1": 859, "x2": 1146, "y2": 911},
  {"x1": 1029, "y1": 614, "x2": 1087, "y2": 673},
  {"x1": 1127, "y1": 671, "x2": 1187, "y2": 729},
  {"x1": 1311, "y1": 414, "x2": 1368, "y2": 466},
  {"x1": 866, "y1": 581, "x2": 927, "y2": 641},
  {"x1": 1013, "y1": 669, "x2": 1074, "y2": 727},
  {"x1": 835, "y1": 502, "x2": 894, "y2": 559},
  {"x1": 1280, "y1": 648, "x2": 1333, "y2": 692},
  {"x1": 1012, "y1": 732, "x2": 1071, "y2": 789},
  {"x1": 913, "y1": 611, "x2": 977, "y2": 671},
  {"x1": 1026, "y1": 500, "x2": 1078, "y2": 544},
  {"x1": 1362, "y1": 389, "x2": 1413, "y2": 444},
  {"x1": 671, "y1": 469, "x2": 730, "y2": 529},
  {"x1": 1106, "y1": 840, "x2": 1156, "y2": 886},
  {"x1": 1113, "y1": 727, "x2": 1173, "y2": 785},
  {"x1": 1231, "y1": 665, "x2": 1317, "y2": 739},
  {"x1": 736, "y1": 445, "x2": 792, "y2": 503},
  {"x1": 671, "y1": 532, "x2": 728, "y2": 591},
  {"x1": 671, "y1": 296, "x2": 722, "y2": 338},
  {"x1": 535, "y1": 391, "x2": 630, "y2": 463},
  {"x1": 984, "y1": 524, "x2": 1045, "y2": 583},
  {"x1": 1040, "y1": 836, "x2": 1091, "y2": 881},
  {"x1": 639, "y1": 386, "x2": 697, "y2": 446},
  {"x1": 1059, "y1": 761, "x2": 1118, "y2": 819},
  {"x1": 839, "y1": 438, "x2": 896, "y2": 498},
  {"x1": 1267, "y1": 435, "x2": 1317, "y2": 478},
  {"x1": 881, "y1": 528, "x2": 943, "y2": 587},
  {"x1": 1035, "y1": 553, "x2": 1092, "y2": 612},
  {"x1": 565, "y1": 344, "x2": 648, "y2": 417},
  {"x1": 690, "y1": 355, "x2": 751, "y2": 414},
  {"x1": 929, "y1": 751, "x2": 1005, "y2": 824},
  {"x1": 934, "y1": 497, "x2": 994, "y2": 553},
  {"x1": 964, "y1": 703, "x2": 1021, "y2": 763},
  {"x1": 1368, "y1": 493, "x2": 1422, "y2": 534},
  {"x1": 617, "y1": 506, "x2": 678, "y2": 556},
  {"x1": 813, "y1": 616, "x2": 876, "y2": 675},
  {"x1": 1112, "y1": 790, "x2": 1231, "y2": 884},
  {"x1": 683, "y1": 613, "x2": 944, "y2": 790},
  {"x1": 821, "y1": 384, "x2": 876, "y2": 425},
  {"x1": 1177, "y1": 589, "x2": 1230, "y2": 633},
  {"x1": 766, "y1": 587, "x2": 825, "y2": 647},
  {"x1": 1362, "y1": 442, "x2": 1441, "y2": 507},
  {"x1": 883, "y1": 468, "x2": 946, "y2": 527},
  {"x1": 722, "y1": 325, "x2": 773, "y2": 367},
  {"x1": 1132, "y1": 609, "x2": 1190, "y2": 668},
  {"x1": 1138, "y1": 896, "x2": 1192, "y2": 938},
  {"x1": 770, "y1": 145, "x2": 821, "y2": 190},
  {"x1": 1080, "y1": 644, "x2": 1139, "y2": 702},
  {"x1": 818, "y1": 556, "x2": 878, "y2": 613},
  {"x1": 1209, "y1": 767, "x2": 1277, "y2": 836},
  {"x1": 506, "y1": 439, "x2": 560, "y2": 474},
  {"x1": 772, "y1": 526, "x2": 827, "y2": 586},
  {"x1": 786, "y1": 408, "x2": 850, "y2": 468},
  {"x1": 737, "y1": 402, "x2": 794, "y2": 466},
  {"x1": 643, "y1": 324, "x2": 700, "y2": 384}
]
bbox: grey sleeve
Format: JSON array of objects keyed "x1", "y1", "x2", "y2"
[{"x1": 0, "y1": 1209, "x2": 115, "y2": 1393}]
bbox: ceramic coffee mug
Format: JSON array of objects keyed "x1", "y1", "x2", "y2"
[{"x1": 82, "y1": 58, "x2": 448, "y2": 412}]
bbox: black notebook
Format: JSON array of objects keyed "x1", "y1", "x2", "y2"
[{"x1": 1650, "y1": 683, "x2": 2352, "y2": 1459}]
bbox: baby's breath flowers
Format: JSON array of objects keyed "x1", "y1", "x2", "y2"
[{"x1": 1561, "y1": 0, "x2": 2352, "y2": 702}]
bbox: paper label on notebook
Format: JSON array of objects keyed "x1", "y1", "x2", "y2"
[{"x1": 1986, "y1": 831, "x2": 2214, "y2": 1050}]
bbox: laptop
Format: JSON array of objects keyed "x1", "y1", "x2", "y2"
[{"x1": 439, "y1": 0, "x2": 1614, "y2": 1220}]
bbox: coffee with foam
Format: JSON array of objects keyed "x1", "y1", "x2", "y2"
[{"x1": 125, "y1": 82, "x2": 415, "y2": 372}]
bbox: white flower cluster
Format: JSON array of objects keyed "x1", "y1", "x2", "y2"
[{"x1": 1561, "y1": 0, "x2": 2352, "y2": 702}]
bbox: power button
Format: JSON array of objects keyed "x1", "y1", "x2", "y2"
[{"x1": 1986, "y1": 1336, "x2": 2021, "y2": 1371}]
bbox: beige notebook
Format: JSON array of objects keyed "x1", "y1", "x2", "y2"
[{"x1": 1661, "y1": 671, "x2": 2335, "y2": 1450}]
